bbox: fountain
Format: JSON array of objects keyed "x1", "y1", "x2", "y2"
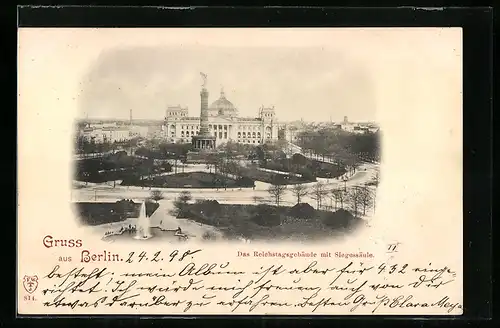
[
  {"x1": 134, "y1": 200, "x2": 153, "y2": 240},
  {"x1": 102, "y1": 199, "x2": 202, "y2": 243}
]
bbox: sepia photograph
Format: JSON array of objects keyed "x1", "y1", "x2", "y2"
[
  {"x1": 71, "y1": 42, "x2": 381, "y2": 244},
  {"x1": 18, "y1": 25, "x2": 464, "y2": 316}
]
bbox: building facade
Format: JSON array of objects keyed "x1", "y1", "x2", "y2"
[
  {"x1": 163, "y1": 88, "x2": 280, "y2": 147},
  {"x1": 79, "y1": 126, "x2": 131, "y2": 143}
]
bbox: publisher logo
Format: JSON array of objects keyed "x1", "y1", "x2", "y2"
[{"x1": 23, "y1": 275, "x2": 38, "y2": 294}]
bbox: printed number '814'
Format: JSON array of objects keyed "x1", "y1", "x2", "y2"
[{"x1": 24, "y1": 295, "x2": 36, "y2": 301}]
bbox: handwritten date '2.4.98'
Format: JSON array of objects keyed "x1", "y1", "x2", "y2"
[{"x1": 39, "y1": 249, "x2": 462, "y2": 314}]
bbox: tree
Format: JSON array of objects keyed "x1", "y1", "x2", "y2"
[
  {"x1": 344, "y1": 154, "x2": 361, "y2": 177},
  {"x1": 210, "y1": 154, "x2": 224, "y2": 174},
  {"x1": 330, "y1": 188, "x2": 347, "y2": 210},
  {"x1": 275, "y1": 139, "x2": 288, "y2": 152},
  {"x1": 310, "y1": 182, "x2": 328, "y2": 210},
  {"x1": 346, "y1": 186, "x2": 364, "y2": 217},
  {"x1": 173, "y1": 158, "x2": 178, "y2": 174},
  {"x1": 205, "y1": 153, "x2": 217, "y2": 173},
  {"x1": 255, "y1": 146, "x2": 266, "y2": 165},
  {"x1": 291, "y1": 184, "x2": 309, "y2": 204},
  {"x1": 267, "y1": 184, "x2": 287, "y2": 207},
  {"x1": 219, "y1": 140, "x2": 238, "y2": 159},
  {"x1": 206, "y1": 162, "x2": 213, "y2": 174},
  {"x1": 137, "y1": 159, "x2": 153, "y2": 188},
  {"x1": 374, "y1": 170, "x2": 380, "y2": 185},
  {"x1": 341, "y1": 174, "x2": 349, "y2": 191},
  {"x1": 225, "y1": 160, "x2": 239, "y2": 176},
  {"x1": 150, "y1": 189, "x2": 164, "y2": 203},
  {"x1": 358, "y1": 186, "x2": 374, "y2": 216},
  {"x1": 172, "y1": 191, "x2": 193, "y2": 217}
]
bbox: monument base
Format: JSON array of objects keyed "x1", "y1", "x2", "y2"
[{"x1": 191, "y1": 135, "x2": 216, "y2": 151}]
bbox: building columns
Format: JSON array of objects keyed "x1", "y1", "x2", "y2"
[{"x1": 193, "y1": 138, "x2": 214, "y2": 150}]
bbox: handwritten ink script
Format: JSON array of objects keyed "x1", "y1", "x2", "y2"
[{"x1": 26, "y1": 249, "x2": 462, "y2": 315}]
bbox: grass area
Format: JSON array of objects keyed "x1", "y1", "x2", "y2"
[
  {"x1": 74, "y1": 151, "x2": 172, "y2": 183},
  {"x1": 227, "y1": 165, "x2": 315, "y2": 185},
  {"x1": 262, "y1": 154, "x2": 346, "y2": 179},
  {"x1": 73, "y1": 200, "x2": 160, "y2": 226},
  {"x1": 121, "y1": 171, "x2": 255, "y2": 189},
  {"x1": 177, "y1": 200, "x2": 362, "y2": 242}
]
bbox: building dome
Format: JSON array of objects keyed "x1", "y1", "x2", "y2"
[{"x1": 209, "y1": 89, "x2": 238, "y2": 115}]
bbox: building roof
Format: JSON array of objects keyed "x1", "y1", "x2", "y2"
[
  {"x1": 209, "y1": 89, "x2": 238, "y2": 114},
  {"x1": 238, "y1": 117, "x2": 261, "y2": 122},
  {"x1": 101, "y1": 127, "x2": 130, "y2": 132},
  {"x1": 167, "y1": 105, "x2": 188, "y2": 111}
]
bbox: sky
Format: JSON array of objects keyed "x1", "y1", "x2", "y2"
[
  {"x1": 18, "y1": 28, "x2": 462, "y2": 122},
  {"x1": 79, "y1": 45, "x2": 376, "y2": 122}
]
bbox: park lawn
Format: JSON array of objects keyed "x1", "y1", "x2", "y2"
[
  {"x1": 74, "y1": 152, "x2": 171, "y2": 183},
  {"x1": 122, "y1": 171, "x2": 254, "y2": 189},
  {"x1": 74, "y1": 200, "x2": 160, "y2": 226},
  {"x1": 262, "y1": 155, "x2": 346, "y2": 179},
  {"x1": 178, "y1": 201, "x2": 363, "y2": 242}
]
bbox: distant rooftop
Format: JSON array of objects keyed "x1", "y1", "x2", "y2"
[
  {"x1": 77, "y1": 118, "x2": 164, "y2": 126},
  {"x1": 239, "y1": 117, "x2": 261, "y2": 122}
]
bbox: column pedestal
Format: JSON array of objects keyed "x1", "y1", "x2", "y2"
[{"x1": 192, "y1": 135, "x2": 216, "y2": 151}]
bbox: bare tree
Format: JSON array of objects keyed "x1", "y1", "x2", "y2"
[
  {"x1": 358, "y1": 186, "x2": 374, "y2": 216},
  {"x1": 346, "y1": 186, "x2": 364, "y2": 217},
  {"x1": 149, "y1": 189, "x2": 164, "y2": 203},
  {"x1": 291, "y1": 184, "x2": 309, "y2": 204},
  {"x1": 341, "y1": 175, "x2": 349, "y2": 191},
  {"x1": 374, "y1": 170, "x2": 380, "y2": 185},
  {"x1": 267, "y1": 184, "x2": 287, "y2": 207},
  {"x1": 345, "y1": 155, "x2": 361, "y2": 177},
  {"x1": 310, "y1": 182, "x2": 328, "y2": 210},
  {"x1": 337, "y1": 188, "x2": 347, "y2": 209},
  {"x1": 329, "y1": 188, "x2": 346, "y2": 210}
]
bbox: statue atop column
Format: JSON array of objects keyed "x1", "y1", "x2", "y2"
[
  {"x1": 192, "y1": 71, "x2": 215, "y2": 151},
  {"x1": 200, "y1": 72, "x2": 208, "y2": 88}
]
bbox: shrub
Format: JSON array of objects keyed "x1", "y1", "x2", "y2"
[
  {"x1": 202, "y1": 231, "x2": 217, "y2": 241},
  {"x1": 271, "y1": 174, "x2": 287, "y2": 185},
  {"x1": 251, "y1": 212, "x2": 281, "y2": 227},
  {"x1": 251, "y1": 204, "x2": 281, "y2": 227},
  {"x1": 288, "y1": 203, "x2": 316, "y2": 219},
  {"x1": 254, "y1": 204, "x2": 276, "y2": 216},
  {"x1": 236, "y1": 176, "x2": 255, "y2": 187},
  {"x1": 299, "y1": 168, "x2": 316, "y2": 181},
  {"x1": 323, "y1": 208, "x2": 356, "y2": 229},
  {"x1": 291, "y1": 153, "x2": 308, "y2": 166},
  {"x1": 194, "y1": 200, "x2": 221, "y2": 217},
  {"x1": 150, "y1": 189, "x2": 164, "y2": 202}
]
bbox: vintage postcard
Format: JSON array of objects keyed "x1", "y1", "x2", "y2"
[{"x1": 17, "y1": 28, "x2": 463, "y2": 315}]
